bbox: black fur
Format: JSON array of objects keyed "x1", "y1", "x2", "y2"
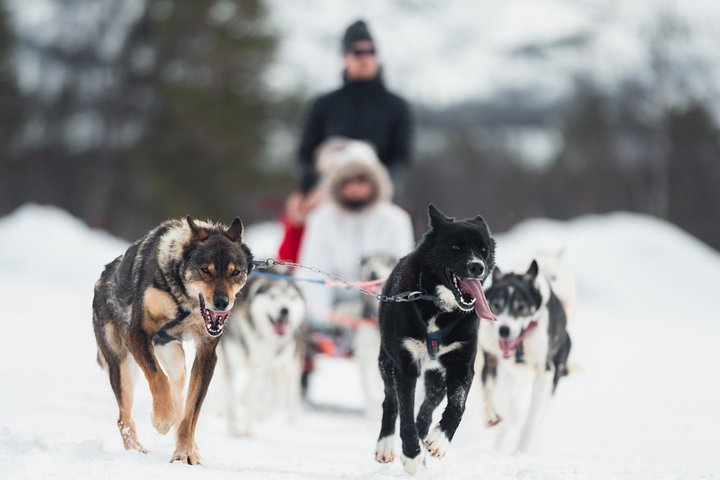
[{"x1": 376, "y1": 204, "x2": 496, "y2": 463}]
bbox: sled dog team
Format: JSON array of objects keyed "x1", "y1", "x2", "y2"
[{"x1": 92, "y1": 205, "x2": 572, "y2": 474}]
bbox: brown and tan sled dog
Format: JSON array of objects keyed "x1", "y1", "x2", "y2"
[{"x1": 92, "y1": 216, "x2": 253, "y2": 464}]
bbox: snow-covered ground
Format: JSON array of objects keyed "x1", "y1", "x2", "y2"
[{"x1": 1, "y1": 204, "x2": 719, "y2": 479}]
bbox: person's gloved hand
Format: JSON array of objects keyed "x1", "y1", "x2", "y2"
[{"x1": 284, "y1": 188, "x2": 322, "y2": 226}]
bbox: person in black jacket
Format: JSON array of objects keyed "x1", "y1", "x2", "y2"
[
  {"x1": 296, "y1": 20, "x2": 413, "y2": 194},
  {"x1": 277, "y1": 20, "x2": 413, "y2": 268}
]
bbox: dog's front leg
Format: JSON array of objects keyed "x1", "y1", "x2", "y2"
[
  {"x1": 415, "y1": 369, "x2": 446, "y2": 440},
  {"x1": 480, "y1": 351, "x2": 502, "y2": 427},
  {"x1": 425, "y1": 356, "x2": 474, "y2": 459},
  {"x1": 285, "y1": 361, "x2": 302, "y2": 423},
  {"x1": 218, "y1": 345, "x2": 240, "y2": 435},
  {"x1": 396, "y1": 368, "x2": 425, "y2": 474},
  {"x1": 516, "y1": 365, "x2": 553, "y2": 453},
  {"x1": 171, "y1": 338, "x2": 220, "y2": 465},
  {"x1": 127, "y1": 311, "x2": 176, "y2": 435},
  {"x1": 244, "y1": 366, "x2": 261, "y2": 436}
]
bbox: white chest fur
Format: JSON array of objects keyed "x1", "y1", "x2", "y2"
[{"x1": 435, "y1": 285, "x2": 460, "y2": 312}]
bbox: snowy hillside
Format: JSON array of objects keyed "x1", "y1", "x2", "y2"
[
  {"x1": 1, "y1": 204, "x2": 719, "y2": 479},
  {"x1": 7, "y1": 0, "x2": 720, "y2": 110},
  {"x1": 265, "y1": 0, "x2": 720, "y2": 108}
]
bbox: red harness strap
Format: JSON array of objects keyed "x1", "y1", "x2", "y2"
[{"x1": 329, "y1": 311, "x2": 378, "y2": 329}]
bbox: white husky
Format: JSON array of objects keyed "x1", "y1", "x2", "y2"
[{"x1": 220, "y1": 267, "x2": 306, "y2": 435}]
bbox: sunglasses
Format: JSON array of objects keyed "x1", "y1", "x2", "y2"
[{"x1": 351, "y1": 48, "x2": 376, "y2": 57}]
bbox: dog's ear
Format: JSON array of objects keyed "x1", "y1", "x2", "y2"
[
  {"x1": 428, "y1": 204, "x2": 451, "y2": 228},
  {"x1": 186, "y1": 216, "x2": 209, "y2": 241},
  {"x1": 224, "y1": 217, "x2": 244, "y2": 242},
  {"x1": 472, "y1": 214, "x2": 489, "y2": 229},
  {"x1": 243, "y1": 244, "x2": 254, "y2": 271},
  {"x1": 492, "y1": 266, "x2": 503, "y2": 283},
  {"x1": 524, "y1": 260, "x2": 539, "y2": 281}
]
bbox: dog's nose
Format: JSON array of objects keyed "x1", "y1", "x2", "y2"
[
  {"x1": 213, "y1": 295, "x2": 229, "y2": 311},
  {"x1": 468, "y1": 262, "x2": 485, "y2": 277},
  {"x1": 279, "y1": 307, "x2": 289, "y2": 317},
  {"x1": 498, "y1": 325, "x2": 511, "y2": 338}
]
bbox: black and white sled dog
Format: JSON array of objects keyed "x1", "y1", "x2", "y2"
[
  {"x1": 375, "y1": 205, "x2": 496, "y2": 474},
  {"x1": 220, "y1": 266, "x2": 306, "y2": 435},
  {"x1": 93, "y1": 216, "x2": 252, "y2": 464},
  {"x1": 478, "y1": 260, "x2": 571, "y2": 453}
]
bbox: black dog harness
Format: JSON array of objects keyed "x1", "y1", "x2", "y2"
[
  {"x1": 410, "y1": 303, "x2": 465, "y2": 360},
  {"x1": 410, "y1": 272, "x2": 464, "y2": 361}
]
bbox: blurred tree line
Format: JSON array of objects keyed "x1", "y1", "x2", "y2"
[
  {"x1": 405, "y1": 80, "x2": 720, "y2": 250},
  {"x1": 0, "y1": 0, "x2": 294, "y2": 239},
  {"x1": 0, "y1": 0, "x2": 718, "y2": 250}
]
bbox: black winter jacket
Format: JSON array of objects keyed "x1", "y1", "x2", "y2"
[{"x1": 297, "y1": 73, "x2": 412, "y2": 193}]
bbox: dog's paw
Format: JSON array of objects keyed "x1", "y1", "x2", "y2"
[
  {"x1": 170, "y1": 445, "x2": 202, "y2": 465},
  {"x1": 374, "y1": 435, "x2": 395, "y2": 463},
  {"x1": 400, "y1": 446, "x2": 426, "y2": 475},
  {"x1": 425, "y1": 425, "x2": 450, "y2": 458},
  {"x1": 151, "y1": 398, "x2": 176, "y2": 435},
  {"x1": 117, "y1": 420, "x2": 148, "y2": 454},
  {"x1": 486, "y1": 413, "x2": 503, "y2": 428}
]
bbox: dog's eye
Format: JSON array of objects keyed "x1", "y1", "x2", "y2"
[
  {"x1": 231, "y1": 269, "x2": 241, "y2": 276},
  {"x1": 201, "y1": 267, "x2": 211, "y2": 274},
  {"x1": 491, "y1": 299, "x2": 504, "y2": 313},
  {"x1": 480, "y1": 246, "x2": 489, "y2": 257},
  {"x1": 451, "y1": 245, "x2": 461, "y2": 252}
]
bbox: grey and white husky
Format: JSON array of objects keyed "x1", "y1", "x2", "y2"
[{"x1": 220, "y1": 266, "x2": 306, "y2": 435}]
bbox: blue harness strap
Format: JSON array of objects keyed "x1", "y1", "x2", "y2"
[{"x1": 249, "y1": 271, "x2": 325, "y2": 284}]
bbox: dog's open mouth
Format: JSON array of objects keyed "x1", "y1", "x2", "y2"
[
  {"x1": 498, "y1": 321, "x2": 538, "y2": 358},
  {"x1": 446, "y1": 269, "x2": 496, "y2": 320},
  {"x1": 199, "y1": 294, "x2": 229, "y2": 337},
  {"x1": 268, "y1": 314, "x2": 288, "y2": 336},
  {"x1": 498, "y1": 337, "x2": 519, "y2": 358}
]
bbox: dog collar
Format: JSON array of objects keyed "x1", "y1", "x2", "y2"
[{"x1": 416, "y1": 271, "x2": 440, "y2": 303}]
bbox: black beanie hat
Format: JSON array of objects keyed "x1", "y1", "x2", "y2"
[{"x1": 342, "y1": 20, "x2": 374, "y2": 52}]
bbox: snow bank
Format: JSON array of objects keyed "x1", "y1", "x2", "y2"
[{"x1": 0, "y1": 204, "x2": 127, "y2": 285}]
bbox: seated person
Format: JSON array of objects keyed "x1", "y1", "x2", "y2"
[
  {"x1": 298, "y1": 140, "x2": 415, "y2": 329},
  {"x1": 277, "y1": 137, "x2": 355, "y2": 263}
]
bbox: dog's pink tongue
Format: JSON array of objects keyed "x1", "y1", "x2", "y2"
[
  {"x1": 498, "y1": 338, "x2": 515, "y2": 358},
  {"x1": 208, "y1": 310, "x2": 228, "y2": 325},
  {"x1": 459, "y1": 278, "x2": 496, "y2": 321}
]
